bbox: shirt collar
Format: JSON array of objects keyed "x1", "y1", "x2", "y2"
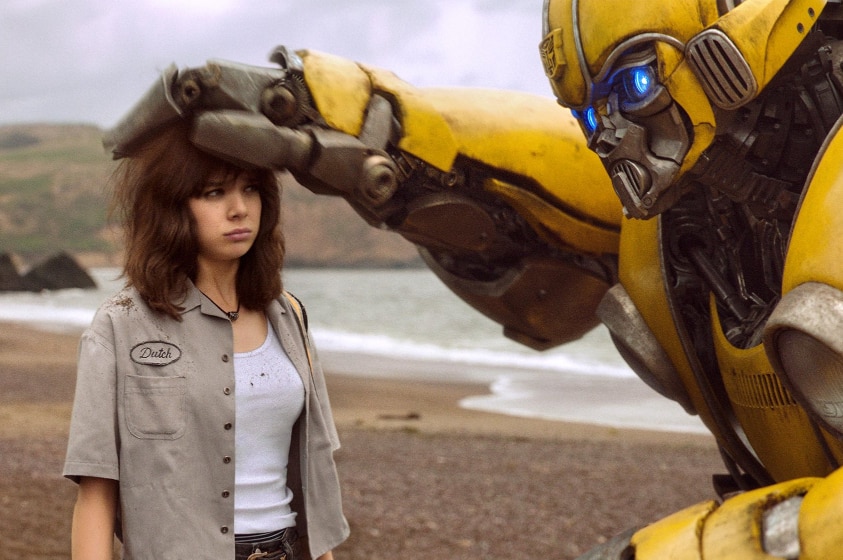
[
  {"x1": 178, "y1": 280, "x2": 289, "y2": 320},
  {"x1": 178, "y1": 280, "x2": 230, "y2": 321}
]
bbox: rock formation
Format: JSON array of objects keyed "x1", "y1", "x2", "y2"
[{"x1": 0, "y1": 252, "x2": 97, "y2": 292}]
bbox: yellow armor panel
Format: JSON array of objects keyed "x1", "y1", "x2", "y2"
[
  {"x1": 577, "y1": 0, "x2": 717, "y2": 77},
  {"x1": 658, "y1": 45, "x2": 717, "y2": 177},
  {"x1": 800, "y1": 466, "x2": 843, "y2": 559},
  {"x1": 420, "y1": 89, "x2": 620, "y2": 227},
  {"x1": 701, "y1": 478, "x2": 818, "y2": 559},
  {"x1": 540, "y1": 0, "x2": 589, "y2": 107},
  {"x1": 768, "y1": 118, "x2": 843, "y2": 476},
  {"x1": 618, "y1": 217, "x2": 722, "y2": 439},
  {"x1": 297, "y1": 50, "x2": 372, "y2": 137},
  {"x1": 631, "y1": 499, "x2": 717, "y2": 560},
  {"x1": 711, "y1": 301, "x2": 834, "y2": 481},
  {"x1": 783, "y1": 119, "x2": 843, "y2": 293},
  {"x1": 361, "y1": 63, "x2": 461, "y2": 171},
  {"x1": 712, "y1": 0, "x2": 826, "y2": 95},
  {"x1": 541, "y1": 0, "x2": 720, "y2": 108}
]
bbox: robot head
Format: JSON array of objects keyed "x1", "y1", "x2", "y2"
[{"x1": 540, "y1": 0, "x2": 825, "y2": 219}]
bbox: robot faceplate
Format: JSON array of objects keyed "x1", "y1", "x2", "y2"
[{"x1": 540, "y1": 0, "x2": 720, "y2": 110}]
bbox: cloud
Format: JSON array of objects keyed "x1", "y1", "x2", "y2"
[{"x1": 0, "y1": 0, "x2": 550, "y2": 127}]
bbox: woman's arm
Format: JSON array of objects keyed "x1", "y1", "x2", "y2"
[
  {"x1": 316, "y1": 552, "x2": 334, "y2": 560},
  {"x1": 71, "y1": 476, "x2": 118, "y2": 560}
]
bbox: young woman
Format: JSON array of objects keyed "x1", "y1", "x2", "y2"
[{"x1": 63, "y1": 122, "x2": 348, "y2": 560}]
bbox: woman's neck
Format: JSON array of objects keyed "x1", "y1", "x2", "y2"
[{"x1": 194, "y1": 258, "x2": 240, "y2": 311}]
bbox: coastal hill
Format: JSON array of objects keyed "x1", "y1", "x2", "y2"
[{"x1": 0, "y1": 124, "x2": 422, "y2": 269}]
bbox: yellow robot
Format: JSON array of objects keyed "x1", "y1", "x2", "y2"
[{"x1": 104, "y1": 0, "x2": 843, "y2": 556}]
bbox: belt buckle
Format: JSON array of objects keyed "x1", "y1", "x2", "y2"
[
  {"x1": 246, "y1": 547, "x2": 287, "y2": 560},
  {"x1": 246, "y1": 549, "x2": 268, "y2": 560}
]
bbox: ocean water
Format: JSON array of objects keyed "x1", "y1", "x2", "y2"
[{"x1": 0, "y1": 267, "x2": 707, "y2": 433}]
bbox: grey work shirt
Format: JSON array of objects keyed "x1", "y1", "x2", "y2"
[{"x1": 63, "y1": 284, "x2": 349, "y2": 559}]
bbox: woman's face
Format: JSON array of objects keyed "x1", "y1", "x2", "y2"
[{"x1": 188, "y1": 170, "x2": 263, "y2": 266}]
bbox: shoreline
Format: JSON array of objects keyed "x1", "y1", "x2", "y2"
[
  {"x1": 325, "y1": 373, "x2": 714, "y2": 446},
  {"x1": 0, "y1": 321, "x2": 713, "y2": 445}
]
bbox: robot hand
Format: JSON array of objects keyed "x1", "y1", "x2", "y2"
[
  {"x1": 106, "y1": 46, "x2": 624, "y2": 350},
  {"x1": 192, "y1": 109, "x2": 399, "y2": 211},
  {"x1": 104, "y1": 47, "x2": 396, "y2": 210}
]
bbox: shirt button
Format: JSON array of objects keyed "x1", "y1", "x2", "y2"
[
  {"x1": 222, "y1": 354, "x2": 230, "y2": 362},
  {"x1": 223, "y1": 387, "x2": 231, "y2": 395},
  {"x1": 222, "y1": 490, "x2": 230, "y2": 498},
  {"x1": 221, "y1": 526, "x2": 229, "y2": 534},
  {"x1": 223, "y1": 456, "x2": 232, "y2": 464},
  {"x1": 224, "y1": 422, "x2": 232, "y2": 430}
]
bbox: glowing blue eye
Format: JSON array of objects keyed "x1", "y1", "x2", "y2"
[
  {"x1": 573, "y1": 107, "x2": 599, "y2": 134},
  {"x1": 584, "y1": 107, "x2": 598, "y2": 132},
  {"x1": 624, "y1": 66, "x2": 656, "y2": 101}
]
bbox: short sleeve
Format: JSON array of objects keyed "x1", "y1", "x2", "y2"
[
  {"x1": 306, "y1": 332, "x2": 341, "y2": 451},
  {"x1": 63, "y1": 322, "x2": 120, "y2": 483}
]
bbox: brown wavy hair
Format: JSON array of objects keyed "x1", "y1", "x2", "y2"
[{"x1": 109, "y1": 121, "x2": 284, "y2": 320}]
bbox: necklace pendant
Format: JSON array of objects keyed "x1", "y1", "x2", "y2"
[{"x1": 227, "y1": 311, "x2": 239, "y2": 321}]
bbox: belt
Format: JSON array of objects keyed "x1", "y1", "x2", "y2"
[{"x1": 234, "y1": 528, "x2": 300, "y2": 560}]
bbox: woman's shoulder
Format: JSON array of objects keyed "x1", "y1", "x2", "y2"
[
  {"x1": 90, "y1": 286, "x2": 156, "y2": 330},
  {"x1": 81, "y1": 286, "x2": 147, "y2": 347},
  {"x1": 98, "y1": 285, "x2": 145, "y2": 315}
]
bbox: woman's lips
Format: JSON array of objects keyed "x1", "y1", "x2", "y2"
[{"x1": 224, "y1": 228, "x2": 252, "y2": 242}]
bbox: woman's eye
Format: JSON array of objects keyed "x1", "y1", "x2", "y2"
[{"x1": 623, "y1": 66, "x2": 656, "y2": 102}]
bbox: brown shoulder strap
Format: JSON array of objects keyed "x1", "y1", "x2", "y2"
[{"x1": 283, "y1": 291, "x2": 313, "y2": 373}]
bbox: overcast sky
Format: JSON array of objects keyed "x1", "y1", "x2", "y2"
[{"x1": 1, "y1": 0, "x2": 553, "y2": 128}]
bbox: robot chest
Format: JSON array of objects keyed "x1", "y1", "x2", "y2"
[{"x1": 615, "y1": 211, "x2": 843, "y2": 483}]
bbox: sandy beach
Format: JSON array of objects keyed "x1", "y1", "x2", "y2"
[{"x1": 0, "y1": 322, "x2": 725, "y2": 560}]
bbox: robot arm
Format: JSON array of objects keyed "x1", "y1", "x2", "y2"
[{"x1": 106, "y1": 46, "x2": 623, "y2": 350}]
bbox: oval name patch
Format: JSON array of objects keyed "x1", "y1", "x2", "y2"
[{"x1": 131, "y1": 341, "x2": 182, "y2": 367}]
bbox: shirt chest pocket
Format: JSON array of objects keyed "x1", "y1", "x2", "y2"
[{"x1": 124, "y1": 375, "x2": 187, "y2": 440}]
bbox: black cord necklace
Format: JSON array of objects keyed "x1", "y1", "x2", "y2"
[{"x1": 199, "y1": 290, "x2": 241, "y2": 321}]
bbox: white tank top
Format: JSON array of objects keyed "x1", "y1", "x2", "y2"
[{"x1": 233, "y1": 322, "x2": 305, "y2": 534}]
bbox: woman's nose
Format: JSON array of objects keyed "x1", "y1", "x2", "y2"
[{"x1": 228, "y1": 192, "x2": 247, "y2": 218}]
